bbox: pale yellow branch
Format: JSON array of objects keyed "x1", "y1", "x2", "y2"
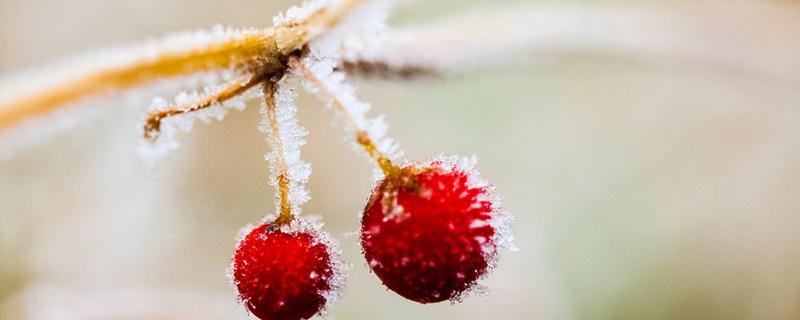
[{"x1": 0, "y1": 0, "x2": 365, "y2": 132}]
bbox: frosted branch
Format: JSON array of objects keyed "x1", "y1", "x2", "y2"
[
  {"x1": 341, "y1": 3, "x2": 800, "y2": 83},
  {"x1": 0, "y1": 0, "x2": 368, "y2": 132}
]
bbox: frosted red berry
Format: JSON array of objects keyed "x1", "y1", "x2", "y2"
[
  {"x1": 361, "y1": 161, "x2": 498, "y2": 303},
  {"x1": 232, "y1": 222, "x2": 337, "y2": 320}
]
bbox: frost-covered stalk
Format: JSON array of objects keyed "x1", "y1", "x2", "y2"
[
  {"x1": 258, "y1": 76, "x2": 310, "y2": 225},
  {"x1": 289, "y1": 55, "x2": 402, "y2": 178},
  {"x1": 143, "y1": 73, "x2": 267, "y2": 140}
]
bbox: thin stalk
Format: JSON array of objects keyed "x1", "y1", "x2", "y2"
[
  {"x1": 288, "y1": 56, "x2": 400, "y2": 177},
  {"x1": 263, "y1": 79, "x2": 293, "y2": 225}
]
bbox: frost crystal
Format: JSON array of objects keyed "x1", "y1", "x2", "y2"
[
  {"x1": 272, "y1": 0, "x2": 332, "y2": 26},
  {"x1": 310, "y1": 0, "x2": 394, "y2": 58},
  {"x1": 258, "y1": 76, "x2": 312, "y2": 216},
  {"x1": 279, "y1": 215, "x2": 350, "y2": 309}
]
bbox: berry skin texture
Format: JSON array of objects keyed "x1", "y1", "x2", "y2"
[
  {"x1": 361, "y1": 163, "x2": 497, "y2": 303},
  {"x1": 233, "y1": 223, "x2": 334, "y2": 320}
]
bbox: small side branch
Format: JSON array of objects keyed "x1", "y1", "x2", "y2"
[{"x1": 143, "y1": 73, "x2": 266, "y2": 140}]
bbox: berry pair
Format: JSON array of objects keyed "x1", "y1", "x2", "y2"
[
  {"x1": 229, "y1": 57, "x2": 512, "y2": 320},
  {"x1": 232, "y1": 156, "x2": 505, "y2": 320}
]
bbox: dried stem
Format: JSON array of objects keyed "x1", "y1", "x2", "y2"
[
  {"x1": 262, "y1": 79, "x2": 294, "y2": 225},
  {"x1": 0, "y1": 0, "x2": 366, "y2": 132},
  {"x1": 288, "y1": 56, "x2": 400, "y2": 177},
  {"x1": 143, "y1": 73, "x2": 267, "y2": 140}
]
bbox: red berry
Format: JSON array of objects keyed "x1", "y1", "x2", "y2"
[
  {"x1": 232, "y1": 219, "x2": 345, "y2": 320},
  {"x1": 361, "y1": 157, "x2": 505, "y2": 303}
]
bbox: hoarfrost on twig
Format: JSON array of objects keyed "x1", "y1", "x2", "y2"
[
  {"x1": 135, "y1": 71, "x2": 260, "y2": 168},
  {"x1": 258, "y1": 76, "x2": 312, "y2": 216},
  {"x1": 340, "y1": 3, "x2": 800, "y2": 83}
]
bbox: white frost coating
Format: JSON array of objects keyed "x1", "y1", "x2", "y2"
[
  {"x1": 279, "y1": 215, "x2": 349, "y2": 311},
  {"x1": 135, "y1": 71, "x2": 259, "y2": 168},
  {"x1": 296, "y1": 55, "x2": 404, "y2": 172},
  {"x1": 310, "y1": 0, "x2": 394, "y2": 59},
  {"x1": 272, "y1": 0, "x2": 334, "y2": 26},
  {"x1": 225, "y1": 223, "x2": 256, "y2": 287},
  {"x1": 258, "y1": 76, "x2": 312, "y2": 216},
  {"x1": 413, "y1": 154, "x2": 517, "y2": 303}
]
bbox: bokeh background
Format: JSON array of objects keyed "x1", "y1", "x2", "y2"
[{"x1": 1, "y1": 0, "x2": 799, "y2": 319}]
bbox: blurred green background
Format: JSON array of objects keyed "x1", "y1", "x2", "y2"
[{"x1": 1, "y1": 0, "x2": 799, "y2": 319}]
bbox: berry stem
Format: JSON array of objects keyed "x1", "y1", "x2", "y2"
[
  {"x1": 262, "y1": 78, "x2": 294, "y2": 225},
  {"x1": 143, "y1": 72, "x2": 267, "y2": 140},
  {"x1": 289, "y1": 56, "x2": 400, "y2": 178}
]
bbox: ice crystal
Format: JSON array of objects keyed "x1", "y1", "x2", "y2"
[
  {"x1": 272, "y1": 0, "x2": 333, "y2": 26},
  {"x1": 310, "y1": 0, "x2": 393, "y2": 58}
]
